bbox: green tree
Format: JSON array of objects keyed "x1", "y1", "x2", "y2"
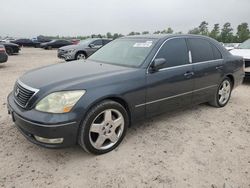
[
  {"x1": 153, "y1": 30, "x2": 161, "y2": 34},
  {"x1": 166, "y1": 27, "x2": 174, "y2": 34},
  {"x1": 160, "y1": 27, "x2": 173, "y2": 34},
  {"x1": 236, "y1": 23, "x2": 250, "y2": 43},
  {"x1": 106, "y1": 32, "x2": 113, "y2": 39},
  {"x1": 142, "y1": 31, "x2": 149, "y2": 35},
  {"x1": 199, "y1": 21, "x2": 209, "y2": 36},
  {"x1": 221, "y1": 22, "x2": 234, "y2": 43},
  {"x1": 209, "y1": 24, "x2": 220, "y2": 41},
  {"x1": 188, "y1": 28, "x2": 200, "y2": 34},
  {"x1": 128, "y1": 32, "x2": 135, "y2": 36},
  {"x1": 118, "y1": 34, "x2": 124, "y2": 38},
  {"x1": 113, "y1": 33, "x2": 119, "y2": 39}
]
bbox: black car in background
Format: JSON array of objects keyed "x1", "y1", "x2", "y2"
[
  {"x1": 58, "y1": 38, "x2": 112, "y2": 61},
  {"x1": 0, "y1": 45, "x2": 8, "y2": 63},
  {"x1": 40, "y1": 40, "x2": 73, "y2": 50},
  {"x1": 11, "y1": 39, "x2": 40, "y2": 48},
  {"x1": 0, "y1": 42, "x2": 20, "y2": 55},
  {"x1": 7, "y1": 35, "x2": 244, "y2": 154}
]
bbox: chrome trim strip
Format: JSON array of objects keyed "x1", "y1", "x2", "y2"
[
  {"x1": 14, "y1": 80, "x2": 40, "y2": 108},
  {"x1": 188, "y1": 50, "x2": 192, "y2": 63},
  {"x1": 157, "y1": 59, "x2": 223, "y2": 72},
  {"x1": 135, "y1": 85, "x2": 217, "y2": 108}
]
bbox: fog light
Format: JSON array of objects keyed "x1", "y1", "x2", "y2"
[{"x1": 34, "y1": 136, "x2": 64, "y2": 144}]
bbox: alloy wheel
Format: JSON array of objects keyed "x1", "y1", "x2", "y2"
[
  {"x1": 218, "y1": 80, "x2": 231, "y2": 105},
  {"x1": 89, "y1": 109, "x2": 124, "y2": 150},
  {"x1": 77, "y1": 54, "x2": 86, "y2": 60}
]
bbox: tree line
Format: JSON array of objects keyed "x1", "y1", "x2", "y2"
[
  {"x1": 188, "y1": 21, "x2": 250, "y2": 43},
  {"x1": 33, "y1": 21, "x2": 250, "y2": 43}
]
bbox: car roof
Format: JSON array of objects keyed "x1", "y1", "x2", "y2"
[{"x1": 122, "y1": 34, "x2": 213, "y2": 40}]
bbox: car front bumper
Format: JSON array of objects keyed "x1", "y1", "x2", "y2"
[
  {"x1": 57, "y1": 50, "x2": 75, "y2": 61},
  {"x1": 7, "y1": 93, "x2": 80, "y2": 148},
  {"x1": 245, "y1": 60, "x2": 250, "y2": 78}
]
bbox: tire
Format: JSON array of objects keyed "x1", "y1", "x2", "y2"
[
  {"x1": 6, "y1": 47, "x2": 13, "y2": 55},
  {"x1": 209, "y1": 77, "x2": 232, "y2": 107},
  {"x1": 78, "y1": 100, "x2": 129, "y2": 155},
  {"x1": 46, "y1": 46, "x2": 52, "y2": 50},
  {"x1": 75, "y1": 52, "x2": 86, "y2": 60}
]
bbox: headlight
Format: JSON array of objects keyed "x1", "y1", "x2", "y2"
[
  {"x1": 68, "y1": 49, "x2": 76, "y2": 53},
  {"x1": 35, "y1": 90, "x2": 86, "y2": 113}
]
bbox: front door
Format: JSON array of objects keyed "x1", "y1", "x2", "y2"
[
  {"x1": 145, "y1": 38, "x2": 195, "y2": 117},
  {"x1": 87, "y1": 39, "x2": 103, "y2": 56}
]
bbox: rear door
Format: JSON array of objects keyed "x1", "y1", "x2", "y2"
[
  {"x1": 187, "y1": 38, "x2": 224, "y2": 104},
  {"x1": 55, "y1": 40, "x2": 64, "y2": 48},
  {"x1": 145, "y1": 38, "x2": 194, "y2": 117}
]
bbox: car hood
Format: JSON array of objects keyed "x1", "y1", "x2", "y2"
[
  {"x1": 230, "y1": 49, "x2": 250, "y2": 60},
  {"x1": 59, "y1": 44, "x2": 86, "y2": 51},
  {"x1": 1, "y1": 42, "x2": 19, "y2": 47},
  {"x1": 19, "y1": 60, "x2": 137, "y2": 91}
]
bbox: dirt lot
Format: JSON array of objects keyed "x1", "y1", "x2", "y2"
[{"x1": 0, "y1": 48, "x2": 250, "y2": 188}]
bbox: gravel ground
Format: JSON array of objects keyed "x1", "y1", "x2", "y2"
[{"x1": 0, "y1": 48, "x2": 250, "y2": 188}]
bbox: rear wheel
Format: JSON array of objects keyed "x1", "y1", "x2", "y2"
[
  {"x1": 78, "y1": 100, "x2": 129, "y2": 155},
  {"x1": 209, "y1": 77, "x2": 232, "y2": 107},
  {"x1": 6, "y1": 47, "x2": 13, "y2": 55}
]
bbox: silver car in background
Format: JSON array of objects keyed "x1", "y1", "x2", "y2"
[{"x1": 58, "y1": 38, "x2": 112, "y2": 61}]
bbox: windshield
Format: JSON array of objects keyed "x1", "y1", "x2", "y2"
[
  {"x1": 79, "y1": 38, "x2": 96, "y2": 45},
  {"x1": 88, "y1": 38, "x2": 156, "y2": 67},
  {"x1": 238, "y1": 39, "x2": 250, "y2": 49}
]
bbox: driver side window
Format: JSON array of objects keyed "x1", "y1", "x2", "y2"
[
  {"x1": 155, "y1": 38, "x2": 189, "y2": 68},
  {"x1": 91, "y1": 40, "x2": 103, "y2": 47}
]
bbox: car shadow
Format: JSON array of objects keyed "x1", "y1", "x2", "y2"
[
  {"x1": 243, "y1": 78, "x2": 250, "y2": 85},
  {"x1": 0, "y1": 64, "x2": 7, "y2": 69}
]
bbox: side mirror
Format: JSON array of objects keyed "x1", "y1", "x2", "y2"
[
  {"x1": 149, "y1": 58, "x2": 166, "y2": 73},
  {"x1": 89, "y1": 43, "x2": 95, "y2": 48}
]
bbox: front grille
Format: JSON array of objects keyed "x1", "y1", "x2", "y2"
[
  {"x1": 14, "y1": 81, "x2": 38, "y2": 108},
  {"x1": 245, "y1": 60, "x2": 250, "y2": 68}
]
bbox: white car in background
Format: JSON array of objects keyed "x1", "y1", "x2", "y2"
[
  {"x1": 224, "y1": 43, "x2": 240, "y2": 51},
  {"x1": 230, "y1": 39, "x2": 250, "y2": 78}
]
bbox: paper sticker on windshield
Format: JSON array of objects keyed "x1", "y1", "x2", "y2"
[{"x1": 133, "y1": 41, "x2": 153, "y2": 48}]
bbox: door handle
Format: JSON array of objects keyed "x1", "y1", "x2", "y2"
[
  {"x1": 184, "y1": 71, "x2": 194, "y2": 78},
  {"x1": 216, "y1": 65, "x2": 223, "y2": 70}
]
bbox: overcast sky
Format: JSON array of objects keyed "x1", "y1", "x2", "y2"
[{"x1": 0, "y1": 0, "x2": 250, "y2": 38}]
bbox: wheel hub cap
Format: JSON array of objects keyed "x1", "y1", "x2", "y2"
[
  {"x1": 218, "y1": 80, "x2": 231, "y2": 105},
  {"x1": 89, "y1": 109, "x2": 124, "y2": 150}
]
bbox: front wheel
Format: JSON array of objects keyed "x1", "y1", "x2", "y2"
[
  {"x1": 209, "y1": 78, "x2": 232, "y2": 107},
  {"x1": 75, "y1": 52, "x2": 86, "y2": 60},
  {"x1": 78, "y1": 100, "x2": 129, "y2": 155}
]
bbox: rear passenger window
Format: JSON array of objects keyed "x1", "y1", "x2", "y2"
[
  {"x1": 210, "y1": 44, "x2": 222, "y2": 59},
  {"x1": 155, "y1": 38, "x2": 188, "y2": 68},
  {"x1": 188, "y1": 38, "x2": 214, "y2": 63}
]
